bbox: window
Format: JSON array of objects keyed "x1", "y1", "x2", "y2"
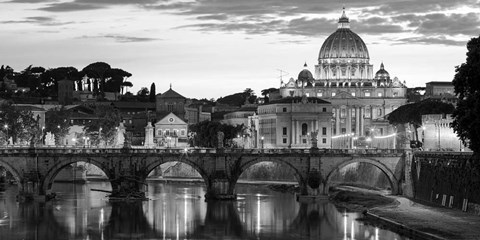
[
  {"x1": 351, "y1": 92, "x2": 356, "y2": 97},
  {"x1": 305, "y1": 93, "x2": 310, "y2": 97},
  {"x1": 332, "y1": 92, "x2": 336, "y2": 97},
  {"x1": 341, "y1": 128, "x2": 346, "y2": 134},
  {"x1": 173, "y1": 129, "x2": 178, "y2": 136},
  {"x1": 378, "y1": 92, "x2": 383, "y2": 97},
  {"x1": 167, "y1": 104, "x2": 174, "y2": 112},
  {"x1": 302, "y1": 139, "x2": 307, "y2": 143},
  {"x1": 283, "y1": 107, "x2": 287, "y2": 112},
  {"x1": 283, "y1": 138, "x2": 287, "y2": 144},
  {"x1": 364, "y1": 106, "x2": 371, "y2": 118},
  {"x1": 340, "y1": 108, "x2": 346, "y2": 118},
  {"x1": 322, "y1": 127, "x2": 327, "y2": 136},
  {"x1": 165, "y1": 129, "x2": 170, "y2": 136},
  {"x1": 180, "y1": 129, "x2": 186, "y2": 136},
  {"x1": 393, "y1": 92, "x2": 398, "y2": 97},
  {"x1": 378, "y1": 108, "x2": 383, "y2": 116},
  {"x1": 158, "y1": 130, "x2": 162, "y2": 136},
  {"x1": 301, "y1": 123, "x2": 308, "y2": 136},
  {"x1": 322, "y1": 107, "x2": 327, "y2": 112},
  {"x1": 282, "y1": 127, "x2": 287, "y2": 136},
  {"x1": 322, "y1": 138, "x2": 327, "y2": 144},
  {"x1": 365, "y1": 92, "x2": 371, "y2": 97},
  {"x1": 317, "y1": 92, "x2": 323, "y2": 97}
]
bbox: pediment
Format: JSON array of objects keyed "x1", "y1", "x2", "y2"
[{"x1": 155, "y1": 112, "x2": 187, "y2": 125}]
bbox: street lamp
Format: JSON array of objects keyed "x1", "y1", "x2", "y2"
[
  {"x1": 72, "y1": 138, "x2": 76, "y2": 146},
  {"x1": 261, "y1": 136, "x2": 264, "y2": 149},
  {"x1": 4, "y1": 124, "x2": 8, "y2": 145}
]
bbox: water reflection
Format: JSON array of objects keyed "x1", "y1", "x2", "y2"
[{"x1": 0, "y1": 182, "x2": 409, "y2": 240}]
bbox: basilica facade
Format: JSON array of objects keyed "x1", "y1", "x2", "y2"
[{"x1": 274, "y1": 9, "x2": 407, "y2": 148}]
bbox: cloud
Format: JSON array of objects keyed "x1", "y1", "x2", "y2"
[
  {"x1": 81, "y1": 34, "x2": 161, "y2": 43},
  {"x1": 39, "y1": 2, "x2": 105, "y2": 12},
  {"x1": 196, "y1": 14, "x2": 228, "y2": 21},
  {"x1": 393, "y1": 36, "x2": 467, "y2": 46},
  {"x1": 0, "y1": 16, "x2": 73, "y2": 26}
]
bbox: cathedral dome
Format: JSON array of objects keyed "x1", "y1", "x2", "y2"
[
  {"x1": 298, "y1": 63, "x2": 314, "y2": 87},
  {"x1": 375, "y1": 62, "x2": 390, "y2": 80},
  {"x1": 318, "y1": 9, "x2": 369, "y2": 62}
]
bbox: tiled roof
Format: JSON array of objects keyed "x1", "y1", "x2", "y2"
[{"x1": 159, "y1": 88, "x2": 186, "y2": 99}]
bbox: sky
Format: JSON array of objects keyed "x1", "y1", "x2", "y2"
[{"x1": 1, "y1": 0, "x2": 479, "y2": 100}]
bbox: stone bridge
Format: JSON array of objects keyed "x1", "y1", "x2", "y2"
[{"x1": 0, "y1": 147, "x2": 408, "y2": 201}]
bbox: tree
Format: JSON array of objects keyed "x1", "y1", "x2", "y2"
[
  {"x1": 0, "y1": 103, "x2": 40, "y2": 145},
  {"x1": 261, "y1": 87, "x2": 278, "y2": 103},
  {"x1": 149, "y1": 82, "x2": 156, "y2": 102},
  {"x1": 84, "y1": 105, "x2": 121, "y2": 146},
  {"x1": 216, "y1": 88, "x2": 258, "y2": 106},
  {"x1": 45, "y1": 107, "x2": 71, "y2": 145},
  {"x1": 189, "y1": 121, "x2": 244, "y2": 148},
  {"x1": 81, "y1": 62, "x2": 132, "y2": 96},
  {"x1": 452, "y1": 36, "x2": 480, "y2": 153},
  {"x1": 40, "y1": 67, "x2": 81, "y2": 97},
  {"x1": 136, "y1": 87, "x2": 149, "y2": 102}
]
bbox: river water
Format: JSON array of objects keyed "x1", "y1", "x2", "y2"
[{"x1": 0, "y1": 181, "x2": 409, "y2": 240}]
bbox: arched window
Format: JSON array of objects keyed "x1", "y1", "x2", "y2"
[{"x1": 302, "y1": 123, "x2": 308, "y2": 136}]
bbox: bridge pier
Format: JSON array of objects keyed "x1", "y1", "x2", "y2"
[
  {"x1": 205, "y1": 179, "x2": 236, "y2": 200},
  {"x1": 297, "y1": 169, "x2": 328, "y2": 202},
  {"x1": 109, "y1": 176, "x2": 148, "y2": 200}
]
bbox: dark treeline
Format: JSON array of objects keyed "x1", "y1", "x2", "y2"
[{"x1": 0, "y1": 62, "x2": 132, "y2": 100}]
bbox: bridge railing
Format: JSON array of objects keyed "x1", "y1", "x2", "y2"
[{"x1": 0, "y1": 146, "x2": 408, "y2": 155}]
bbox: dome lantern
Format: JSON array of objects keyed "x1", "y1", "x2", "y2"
[{"x1": 338, "y1": 7, "x2": 350, "y2": 29}]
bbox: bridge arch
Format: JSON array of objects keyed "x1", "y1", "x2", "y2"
[
  {"x1": 231, "y1": 157, "x2": 306, "y2": 194},
  {"x1": 324, "y1": 158, "x2": 399, "y2": 195},
  {"x1": 144, "y1": 156, "x2": 210, "y2": 187},
  {"x1": 42, "y1": 157, "x2": 112, "y2": 195},
  {"x1": 0, "y1": 159, "x2": 24, "y2": 191}
]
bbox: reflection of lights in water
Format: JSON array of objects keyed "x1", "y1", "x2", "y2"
[
  {"x1": 351, "y1": 220, "x2": 354, "y2": 240},
  {"x1": 257, "y1": 196, "x2": 261, "y2": 235},
  {"x1": 375, "y1": 227, "x2": 379, "y2": 240},
  {"x1": 163, "y1": 201, "x2": 166, "y2": 240},
  {"x1": 343, "y1": 211, "x2": 347, "y2": 240},
  {"x1": 176, "y1": 210, "x2": 179, "y2": 240},
  {"x1": 184, "y1": 195, "x2": 187, "y2": 236},
  {"x1": 99, "y1": 208, "x2": 105, "y2": 240}
]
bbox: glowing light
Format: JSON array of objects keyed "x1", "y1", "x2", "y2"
[
  {"x1": 366, "y1": 137, "x2": 372, "y2": 142},
  {"x1": 343, "y1": 211, "x2": 347, "y2": 240},
  {"x1": 373, "y1": 133, "x2": 397, "y2": 139}
]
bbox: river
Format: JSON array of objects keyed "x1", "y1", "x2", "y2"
[{"x1": 0, "y1": 181, "x2": 409, "y2": 240}]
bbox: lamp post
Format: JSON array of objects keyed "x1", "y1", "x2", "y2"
[
  {"x1": 289, "y1": 90, "x2": 294, "y2": 148},
  {"x1": 261, "y1": 136, "x2": 264, "y2": 149},
  {"x1": 42, "y1": 126, "x2": 45, "y2": 145},
  {"x1": 99, "y1": 127, "x2": 102, "y2": 147},
  {"x1": 4, "y1": 124, "x2": 8, "y2": 146},
  {"x1": 72, "y1": 138, "x2": 76, "y2": 146}
]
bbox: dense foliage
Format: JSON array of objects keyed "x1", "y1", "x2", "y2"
[
  {"x1": 45, "y1": 107, "x2": 71, "y2": 145},
  {"x1": 216, "y1": 88, "x2": 257, "y2": 106},
  {"x1": 0, "y1": 103, "x2": 41, "y2": 145},
  {"x1": 0, "y1": 62, "x2": 132, "y2": 100},
  {"x1": 189, "y1": 121, "x2": 244, "y2": 148},
  {"x1": 83, "y1": 105, "x2": 121, "y2": 146},
  {"x1": 451, "y1": 36, "x2": 480, "y2": 153}
]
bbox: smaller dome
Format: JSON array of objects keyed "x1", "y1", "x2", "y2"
[
  {"x1": 298, "y1": 63, "x2": 314, "y2": 87},
  {"x1": 375, "y1": 62, "x2": 390, "y2": 80}
]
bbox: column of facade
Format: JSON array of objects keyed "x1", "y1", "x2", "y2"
[
  {"x1": 346, "y1": 107, "x2": 352, "y2": 134},
  {"x1": 292, "y1": 120, "x2": 296, "y2": 145},
  {"x1": 335, "y1": 108, "x2": 340, "y2": 136},
  {"x1": 355, "y1": 107, "x2": 360, "y2": 136},
  {"x1": 360, "y1": 107, "x2": 364, "y2": 136},
  {"x1": 296, "y1": 120, "x2": 301, "y2": 144}
]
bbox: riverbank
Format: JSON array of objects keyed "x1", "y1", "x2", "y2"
[{"x1": 330, "y1": 185, "x2": 480, "y2": 240}]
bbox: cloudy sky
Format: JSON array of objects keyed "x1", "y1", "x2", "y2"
[{"x1": 1, "y1": 0, "x2": 479, "y2": 99}]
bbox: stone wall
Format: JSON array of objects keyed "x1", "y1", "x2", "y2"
[{"x1": 412, "y1": 152, "x2": 480, "y2": 214}]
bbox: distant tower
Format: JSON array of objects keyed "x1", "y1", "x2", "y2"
[{"x1": 58, "y1": 79, "x2": 74, "y2": 105}]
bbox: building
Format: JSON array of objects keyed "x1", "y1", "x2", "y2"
[
  {"x1": 156, "y1": 87, "x2": 188, "y2": 120},
  {"x1": 256, "y1": 96, "x2": 332, "y2": 149},
  {"x1": 421, "y1": 114, "x2": 468, "y2": 151},
  {"x1": 154, "y1": 112, "x2": 188, "y2": 148},
  {"x1": 277, "y1": 9, "x2": 407, "y2": 148},
  {"x1": 424, "y1": 81, "x2": 457, "y2": 105}
]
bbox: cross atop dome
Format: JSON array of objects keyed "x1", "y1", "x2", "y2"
[{"x1": 338, "y1": 7, "x2": 350, "y2": 29}]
